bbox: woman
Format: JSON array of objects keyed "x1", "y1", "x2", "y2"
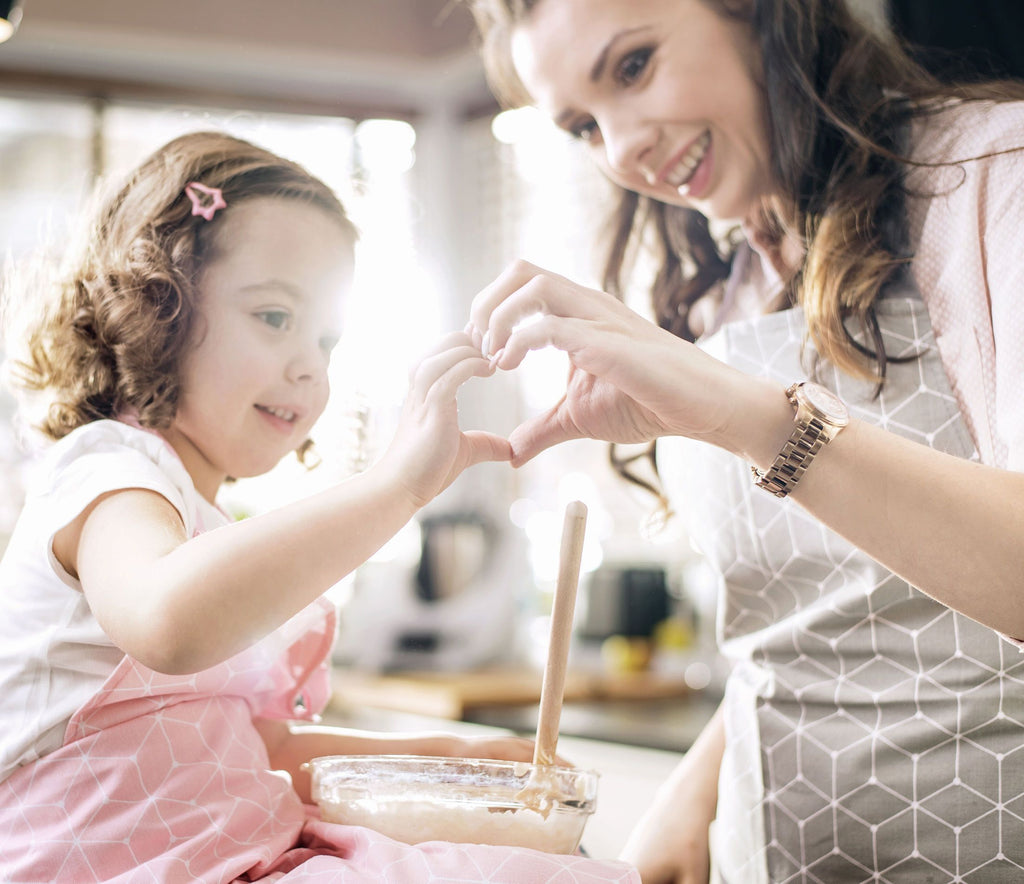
[{"x1": 464, "y1": 0, "x2": 1024, "y2": 881}]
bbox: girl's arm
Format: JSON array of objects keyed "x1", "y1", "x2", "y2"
[
  {"x1": 253, "y1": 719, "x2": 538, "y2": 805},
  {"x1": 619, "y1": 703, "x2": 724, "y2": 884},
  {"x1": 59, "y1": 335, "x2": 512, "y2": 674}
]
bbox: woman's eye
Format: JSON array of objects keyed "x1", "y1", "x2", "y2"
[
  {"x1": 616, "y1": 47, "x2": 653, "y2": 86},
  {"x1": 570, "y1": 118, "x2": 599, "y2": 142},
  {"x1": 256, "y1": 310, "x2": 292, "y2": 331}
]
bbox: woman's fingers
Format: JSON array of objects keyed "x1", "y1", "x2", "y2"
[
  {"x1": 462, "y1": 430, "x2": 513, "y2": 465},
  {"x1": 468, "y1": 261, "x2": 614, "y2": 358},
  {"x1": 508, "y1": 408, "x2": 581, "y2": 466}
]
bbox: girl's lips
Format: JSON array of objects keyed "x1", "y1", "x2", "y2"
[{"x1": 255, "y1": 403, "x2": 302, "y2": 433}]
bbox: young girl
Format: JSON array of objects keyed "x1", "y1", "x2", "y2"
[{"x1": 0, "y1": 132, "x2": 638, "y2": 883}]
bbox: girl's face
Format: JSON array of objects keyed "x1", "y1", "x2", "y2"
[
  {"x1": 165, "y1": 197, "x2": 353, "y2": 501},
  {"x1": 511, "y1": 0, "x2": 775, "y2": 224}
]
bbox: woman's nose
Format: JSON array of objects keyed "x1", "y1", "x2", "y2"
[{"x1": 601, "y1": 114, "x2": 657, "y2": 180}]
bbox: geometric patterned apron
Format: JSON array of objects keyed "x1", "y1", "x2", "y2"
[{"x1": 659, "y1": 294, "x2": 1024, "y2": 883}]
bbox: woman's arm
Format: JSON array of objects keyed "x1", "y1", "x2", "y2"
[
  {"x1": 468, "y1": 262, "x2": 1024, "y2": 639},
  {"x1": 619, "y1": 703, "x2": 725, "y2": 884},
  {"x1": 253, "y1": 719, "x2": 538, "y2": 805}
]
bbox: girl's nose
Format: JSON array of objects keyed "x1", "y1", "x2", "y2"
[{"x1": 285, "y1": 341, "x2": 328, "y2": 385}]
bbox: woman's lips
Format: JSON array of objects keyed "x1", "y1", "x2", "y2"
[{"x1": 660, "y1": 130, "x2": 712, "y2": 195}]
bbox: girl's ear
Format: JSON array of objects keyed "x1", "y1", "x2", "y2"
[{"x1": 295, "y1": 438, "x2": 322, "y2": 470}]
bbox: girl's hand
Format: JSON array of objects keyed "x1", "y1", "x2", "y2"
[
  {"x1": 378, "y1": 331, "x2": 512, "y2": 507},
  {"x1": 466, "y1": 260, "x2": 750, "y2": 466},
  {"x1": 440, "y1": 733, "x2": 573, "y2": 767}
]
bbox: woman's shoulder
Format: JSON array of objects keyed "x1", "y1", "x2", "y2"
[{"x1": 910, "y1": 99, "x2": 1024, "y2": 164}]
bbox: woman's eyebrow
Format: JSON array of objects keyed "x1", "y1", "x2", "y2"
[{"x1": 590, "y1": 26, "x2": 651, "y2": 82}]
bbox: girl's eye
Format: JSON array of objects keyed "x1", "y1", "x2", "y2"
[
  {"x1": 256, "y1": 310, "x2": 291, "y2": 331},
  {"x1": 615, "y1": 47, "x2": 653, "y2": 86}
]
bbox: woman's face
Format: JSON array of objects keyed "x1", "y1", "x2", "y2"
[{"x1": 511, "y1": 0, "x2": 776, "y2": 224}]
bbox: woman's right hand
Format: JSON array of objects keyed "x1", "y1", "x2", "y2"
[{"x1": 466, "y1": 260, "x2": 757, "y2": 466}]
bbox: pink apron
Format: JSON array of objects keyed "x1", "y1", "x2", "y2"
[{"x1": 0, "y1": 595, "x2": 637, "y2": 883}]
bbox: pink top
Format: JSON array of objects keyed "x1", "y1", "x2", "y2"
[
  {"x1": 719, "y1": 100, "x2": 1024, "y2": 472},
  {"x1": 903, "y1": 99, "x2": 1024, "y2": 471},
  {"x1": 0, "y1": 422, "x2": 639, "y2": 882}
]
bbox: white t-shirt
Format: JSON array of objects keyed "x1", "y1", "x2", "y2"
[{"x1": 0, "y1": 420, "x2": 226, "y2": 783}]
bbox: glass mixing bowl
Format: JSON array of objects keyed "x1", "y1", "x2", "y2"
[{"x1": 306, "y1": 755, "x2": 598, "y2": 854}]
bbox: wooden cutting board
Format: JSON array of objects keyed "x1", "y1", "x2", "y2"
[{"x1": 330, "y1": 667, "x2": 690, "y2": 720}]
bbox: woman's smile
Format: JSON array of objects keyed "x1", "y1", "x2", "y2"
[{"x1": 511, "y1": 0, "x2": 775, "y2": 224}]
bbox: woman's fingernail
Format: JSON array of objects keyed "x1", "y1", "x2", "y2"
[
  {"x1": 488, "y1": 348, "x2": 505, "y2": 370},
  {"x1": 480, "y1": 331, "x2": 491, "y2": 359}
]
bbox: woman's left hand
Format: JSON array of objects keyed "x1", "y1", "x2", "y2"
[{"x1": 466, "y1": 260, "x2": 750, "y2": 466}]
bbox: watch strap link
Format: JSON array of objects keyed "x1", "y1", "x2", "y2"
[{"x1": 751, "y1": 415, "x2": 831, "y2": 498}]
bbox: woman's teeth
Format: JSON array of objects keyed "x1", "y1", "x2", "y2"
[
  {"x1": 666, "y1": 130, "x2": 711, "y2": 192},
  {"x1": 258, "y1": 405, "x2": 296, "y2": 422}
]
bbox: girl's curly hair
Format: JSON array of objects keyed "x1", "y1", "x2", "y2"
[{"x1": 4, "y1": 130, "x2": 355, "y2": 445}]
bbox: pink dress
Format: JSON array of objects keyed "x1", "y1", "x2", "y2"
[
  {"x1": 0, "y1": 423, "x2": 637, "y2": 883},
  {"x1": 0, "y1": 593, "x2": 637, "y2": 882}
]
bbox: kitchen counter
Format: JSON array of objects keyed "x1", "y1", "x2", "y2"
[{"x1": 329, "y1": 666, "x2": 720, "y2": 753}]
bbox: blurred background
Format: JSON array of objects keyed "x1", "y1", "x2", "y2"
[{"x1": 1, "y1": 0, "x2": 1011, "y2": 763}]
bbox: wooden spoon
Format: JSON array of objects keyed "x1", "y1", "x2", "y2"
[{"x1": 516, "y1": 500, "x2": 588, "y2": 813}]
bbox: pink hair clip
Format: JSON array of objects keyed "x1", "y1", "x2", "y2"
[{"x1": 184, "y1": 182, "x2": 227, "y2": 221}]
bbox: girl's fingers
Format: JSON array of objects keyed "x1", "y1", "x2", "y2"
[
  {"x1": 407, "y1": 332, "x2": 477, "y2": 382},
  {"x1": 409, "y1": 342, "x2": 491, "y2": 397}
]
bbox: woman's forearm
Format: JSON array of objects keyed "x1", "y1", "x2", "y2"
[{"x1": 730, "y1": 378, "x2": 1024, "y2": 637}]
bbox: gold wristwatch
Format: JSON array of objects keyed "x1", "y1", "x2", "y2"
[{"x1": 752, "y1": 382, "x2": 849, "y2": 498}]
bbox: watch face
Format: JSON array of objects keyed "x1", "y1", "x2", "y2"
[{"x1": 800, "y1": 383, "x2": 850, "y2": 424}]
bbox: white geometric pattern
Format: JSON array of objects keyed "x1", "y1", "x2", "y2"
[{"x1": 661, "y1": 297, "x2": 1024, "y2": 882}]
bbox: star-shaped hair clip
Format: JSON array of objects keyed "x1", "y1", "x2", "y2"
[{"x1": 184, "y1": 181, "x2": 227, "y2": 221}]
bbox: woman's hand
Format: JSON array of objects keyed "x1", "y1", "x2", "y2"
[
  {"x1": 466, "y1": 260, "x2": 749, "y2": 465},
  {"x1": 377, "y1": 331, "x2": 512, "y2": 507},
  {"x1": 618, "y1": 705, "x2": 725, "y2": 884}
]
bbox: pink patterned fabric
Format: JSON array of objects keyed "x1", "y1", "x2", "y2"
[{"x1": 0, "y1": 595, "x2": 637, "y2": 882}]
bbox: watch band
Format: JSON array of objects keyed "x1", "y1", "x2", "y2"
[{"x1": 752, "y1": 383, "x2": 844, "y2": 498}]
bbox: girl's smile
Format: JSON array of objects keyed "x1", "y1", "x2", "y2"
[{"x1": 510, "y1": 0, "x2": 776, "y2": 224}]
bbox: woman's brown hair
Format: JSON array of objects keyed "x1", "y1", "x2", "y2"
[
  {"x1": 4, "y1": 131, "x2": 355, "y2": 445},
  {"x1": 466, "y1": 0, "x2": 1024, "y2": 504}
]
